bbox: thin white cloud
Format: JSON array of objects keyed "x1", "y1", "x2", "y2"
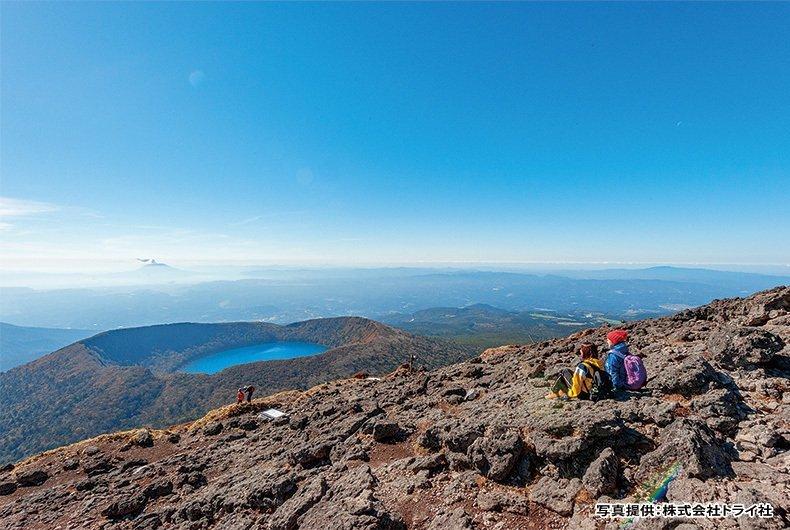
[
  {"x1": 228, "y1": 210, "x2": 308, "y2": 227},
  {"x1": 230, "y1": 215, "x2": 263, "y2": 226},
  {"x1": 0, "y1": 197, "x2": 60, "y2": 231},
  {"x1": 0, "y1": 197, "x2": 101, "y2": 233},
  {"x1": 0, "y1": 197, "x2": 59, "y2": 218}
]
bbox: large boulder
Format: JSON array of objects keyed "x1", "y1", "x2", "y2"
[
  {"x1": 82, "y1": 455, "x2": 114, "y2": 476},
  {"x1": 527, "y1": 407, "x2": 625, "y2": 475},
  {"x1": 418, "y1": 417, "x2": 485, "y2": 454},
  {"x1": 101, "y1": 493, "x2": 147, "y2": 519},
  {"x1": 427, "y1": 507, "x2": 475, "y2": 530},
  {"x1": 268, "y1": 476, "x2": 327, "y2": 530},
  {"x1": 14, "y1": 468, "x2": 48, "y2": 487},
  {"x1": 528, "y1": 476, "x2": 581, "y2": 516},
  {"x1": 615, "y1": 397, "x2": 678, "y2": 427},
  {"x1": 245, "y1": 472, "x2": 298, "y2": 512},
  {"x1": 637, "y1": 418, "x2": 733, "y2": 481},
  {"x1": 476, "y1": 488, "x2": 529, "y2": 514},
  {"x1": 143, "y1": 479, "x2": 173, "y2": 500},
  {"x1": 734, "y1": 418, "x2": 789, "y2": 460},
  {"x1": 132, "y1": 428, "x2": 154, "y2": 447},
  {"x1": 648, "y1": 354, "x2": 719, "y2": 396},
  {"x1": 203, "y1": 421, "x2": 223, "y2": 436},
  {"x1": 707, "y1": 327, "x2": 785, "y2": 369},
  {"x1": 734, "y1": 485, "x2": 788, "y2": 530},
  {"x1": 582, "y1": 447, "x2": 619, "y2": 497},
  {"x1": 690, "y1": 387, "x2": 744, "y2": 433},
  {"x1": 467, "y1": 428, "x2": 523, "y2": 482},
  {"x1": 276, "y1": 466, "x2": 404, "y2": 530},
  {"x1": 287, "y1": 441, "x2": 333, "y2": 469},
  {"x1": 0, "y1": 482, "x2": 17, "y2": 496},
  {"x1": 666, "y1": 476, "x2": 725, "y2": 503},
  {"x1": 372, "y1": 420, "x2": 402, "y2": 443}
]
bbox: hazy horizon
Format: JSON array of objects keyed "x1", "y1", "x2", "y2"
[{"x1": 2, "y1": 260, "x2": 788, "y2": 291}]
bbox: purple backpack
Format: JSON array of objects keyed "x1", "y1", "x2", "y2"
[{"x1": 623, "y1": 354, "x2": 647, "y2": 390}]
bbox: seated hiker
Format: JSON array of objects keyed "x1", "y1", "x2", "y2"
[
  {"x1": 236, "y1": 388, "x2": 245, "y2": 404},
  {"x1": 604, "y1": 329, "x2": 647, "y2": 391},
  {"x1": 245, "y1": 385, "x2": 255, "y2": 403},
  {"x1": 546, "y1": 343, "x2": 604, "y2": 400}
]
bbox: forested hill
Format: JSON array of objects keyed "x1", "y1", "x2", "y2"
[
  {"x1": 0, "y1": 317, "x2": 474, "y2": 464},
  {"x1": 77, "y1": 317, "x2": 402, "y2": 372}
]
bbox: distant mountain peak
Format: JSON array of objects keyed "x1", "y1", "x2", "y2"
[{"x1": 136, "y1": 258, "x2": 170, "y2": 268}]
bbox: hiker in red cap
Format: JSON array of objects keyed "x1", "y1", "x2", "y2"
[
  {"x1": 606, "y1": 330, "x2": 628, "y2": 346},
  {"x1": 605, "y1": 329, "x2": 647, "y2": 392},
  {"x1": 604, "y1": 330, "x2": 628, "y2": 391}
]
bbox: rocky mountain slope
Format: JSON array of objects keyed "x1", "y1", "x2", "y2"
[
  {"x1": 0, "y1": 317, "x2": 473, "y2": 464},
  {"x1": 1, "y1": 287, "x2": 788, "y2": 529}
]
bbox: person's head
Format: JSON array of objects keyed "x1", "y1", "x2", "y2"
[
  {"x1": 579, "y1": 342, "x2": 599, "y2": 360},
  {"x1": 606, "y1": 330, "x2": 628, "y2": 347},
  {"x1": 238, "y1": 388, "x2": 243, "y2": 393}
]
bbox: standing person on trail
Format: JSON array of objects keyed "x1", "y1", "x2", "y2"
[
  {"x1": 604, "y1": 329, "x2": 647, "y2": 392},
  {"x1": 545, "y1": 343, "x2": 605, "y2": 400},
  {"x1": 236, "y1": 388, "x2": 245, "y2": 404},
  {"x1": 245, "y1": 385, "x2": 255, "y2": 403}
]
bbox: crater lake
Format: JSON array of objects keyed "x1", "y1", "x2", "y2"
[{"x1": 180, "y1": 341, "x2": 328, "y2": 374}]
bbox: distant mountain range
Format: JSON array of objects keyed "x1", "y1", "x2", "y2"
[
  {"x1": 2, "y1": 266, "x2": 787, "y2": 331},
  {"x1": 0, "y1": 317, "x2": 473, "y2": 464},
  {"x1": 549, "y1": 266, "x2": 790, "y2": 292},
  {"x1": 0, "y1": 323, "x2": 92, "y2": 372}
]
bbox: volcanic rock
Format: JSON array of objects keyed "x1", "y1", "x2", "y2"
[
  {"x1": 14, "y1": 468, "x2": 48, "y2": 487},
  {"x1": 582, "y1": 447, "x2": 619, "y2": 497},
  {"x1": 528, "y1": 476, "x2": 581, "y2": 516}
]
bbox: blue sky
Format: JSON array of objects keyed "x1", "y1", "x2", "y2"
[{"x1": 1, "y1": 2, "x2": 788, "y2": 271}]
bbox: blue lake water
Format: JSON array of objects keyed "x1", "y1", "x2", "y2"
[{"x1": 180, "y1": 341, "x2": 328, "y2": 374}]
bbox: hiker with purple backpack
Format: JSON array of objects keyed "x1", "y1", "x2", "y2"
[{"x1": 604, "y1": 330, "x2": 647, "y2": 393}]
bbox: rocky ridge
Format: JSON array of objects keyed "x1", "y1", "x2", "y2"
[{"x1": 1, "y1": 287, "x2": 788, "y2": 529}]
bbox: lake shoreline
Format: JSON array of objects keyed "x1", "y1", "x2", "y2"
[{"x1": 179, "y1": 341, "x2": 328, "y2": 374}]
